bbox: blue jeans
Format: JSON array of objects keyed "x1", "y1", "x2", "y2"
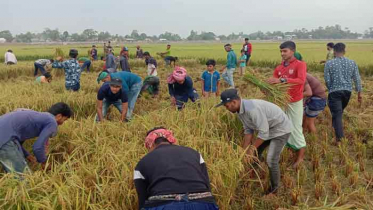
[
  {"x1": 92, "y1": 55, "x2": 98, "y2": 61},
  {"x1": 222, "y1": 68, "x2": 235, "y2": 87},
  {"x1": 66, "y1": 83, "x2": 80, "y2": 91},
  {"x1": 95, "y1": 99, "x2": 123, "y2": 121},
  {"x1": 0, "y1": 139, "x2": 31, "y2": 174},
  {"x1": 144, "y1": 201, "x2": 218, "y2": 210},
  {"x1": 175, "y1": 89, "x2": 199, "y2": 110},
  {"x1": 34, "y1": 63, "x2": 46, "y2": 76},
  {"x1": 81, "y1": 60, "x2": 91, "y2": 72},
  {"x1": 127, "y1": 82, "x2": 143, "y2": 119},
  {"x1": 328, "y1": 90, "x2": 351, "y2": 141}
]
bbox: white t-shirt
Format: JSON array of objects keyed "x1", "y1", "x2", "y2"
[
  {"x1": 4, "y1": 52, "x2": 17, "y2": 64},
  {"x1": 147, "y1": 64, "x2": 157, "y2": 76}
]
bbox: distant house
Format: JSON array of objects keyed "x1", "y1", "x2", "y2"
[
  {"x1": 0, "y1": 38, "x2": 6, "y2": 43},
  {"x1": 125, "y1": 38, "x2": 135, "y2": 42},
  {"x1": 273, "y1": 36, "x2": 283, "y2": 40},
  {"x1": 285, "y1": 35, "x2": 297, "y2": 40},
  {"x1": 159, "y1": 38, "x2": 168, "y2": 42}
]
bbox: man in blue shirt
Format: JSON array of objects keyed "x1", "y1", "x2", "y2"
[
  {"x1": 52, "y1": 49, "x2": 82, "y2": 91},
  {"x1": 96, "y1": 78, "x2": 129, "y2": 122},
  {"x1": 97, "y1": 71, "x2": 142, "y2": 120},
  {"x1": 220, "y1": 44, "x2": 237, "y2": 88},
  {"x1": 324, "y1": 43, "x2": 362, "y2": 144},
  {"x1": 201, "y1": 59, "x2": 220, "y2": 97},
  {"x1": 105, "y1": 47, "x2": 117, "y2": 72},
  {"x1": 0, "y1": 102, "x2": 72, "y2": 175},
  {"x1": 167, "y1": 67, "x2": 199, "y2": 110}
]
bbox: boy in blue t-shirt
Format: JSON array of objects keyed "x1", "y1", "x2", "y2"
[
  {"x1": 201, "y1": 59, "x2": 220, "y2": 97},
  {"x1": 239, "y1": 50, "x2": 247, "y2": 76}
]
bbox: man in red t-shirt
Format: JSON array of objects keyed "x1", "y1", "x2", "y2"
[
  {"x1": 242, "y1": 38, "x2": 252, "y2": 66},
  {"x1": 268, "y1": 41, "x2": 307, "y2": 169}
]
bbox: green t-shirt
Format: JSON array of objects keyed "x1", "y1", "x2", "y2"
[
  {"x1": 165, "y1": 49, "x2": 171, "y2": 56},
  {"x1": 35, "y1": 76, "x2": 42, "y2": 83}
]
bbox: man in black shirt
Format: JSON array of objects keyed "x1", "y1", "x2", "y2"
[
  {"x1": 96, "y1": 78, "x2": 128, "y2": 122},
  {"x1": 134, "y1": 127, "x2": 219, "y2": 210}
]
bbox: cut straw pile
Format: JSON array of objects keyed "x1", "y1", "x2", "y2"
[{"x1": 243, "y1": 73, "x2": 292, "y2": 108}]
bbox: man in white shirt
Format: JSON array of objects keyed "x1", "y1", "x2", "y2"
[{"x1": 4, "y1": 50, "x2": 17, "y2": 65}]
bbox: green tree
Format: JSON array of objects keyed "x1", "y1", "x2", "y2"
[{"x1": 0, "y1": 30, "x2": 13, "y2": 42}]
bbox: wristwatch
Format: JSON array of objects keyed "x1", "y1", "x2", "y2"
[{"x1": 280, "y1": 78, "x2": 287, "y2": 83}]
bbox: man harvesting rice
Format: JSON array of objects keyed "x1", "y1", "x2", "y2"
[
  {"x1": 0, "y1": 103, "x2": 72, "y2": 175},
  {"x1": 267, "y1": 41, "x2": 307, "y2": 169},
  {"x1": 167, "y1": 67, "x2": 199, "y2": 110},
  {"x1": 134, "y1": 127, "x2": 219, "y2": 210}
]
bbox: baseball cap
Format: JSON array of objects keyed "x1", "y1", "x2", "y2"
[
  {"x1": 122, "y1": 47, "x2": 128, "y2": 51},
  {"x1": 108, "y1": 78, "x2": 122, "y2": 87},
  {"x1": 215, "y1": 89, "x2": 240, "y2": 107}
]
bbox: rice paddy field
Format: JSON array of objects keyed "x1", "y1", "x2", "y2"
[{"x1": 0, "y1": 41, "x2": 373, "y2": 210}]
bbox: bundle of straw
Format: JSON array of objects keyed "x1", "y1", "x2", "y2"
[
  {"x1": 243, "y1": 73, "x2": 292, "y2": 108},
  {"x1": 54, "y1": 48, "x2": 65, "y2": 60}
]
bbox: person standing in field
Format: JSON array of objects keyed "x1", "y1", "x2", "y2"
[
  {"x1": 0, "y1": 102, "x2": 72, "y2": 175},
  {"x1": 242, "y1": 38, "x2": 252, "y2": 65},
  {"x1": 268, "y1": 41, "x2": 307, "y2": 169},
  {"x1": 34, "y1": 58, "x2": 54, "y2": 76},
  {"x1": 303, "y1": 73, "x2": 327, "y2": 133},
  {"x1": 324, "y1": 43, "x2": 362, "y2": 145},
  {"x1": 201, "y1": 59, "x2": 220, "y2": 97},
  {"x1": 97, "y1": 70, "x2": 142, "y2": 121},
  {"x1": 105, "y1": 46, "x2": 117, "y2": 73},
  {"x1": 96, "y1": 78, "x2": 129, "y2": 122},
  {"x1": 143, "y1": 52, "x2": 158, "y2": 76},
  {"x1": 239, "y1": 50, "x2": 247, "y2": 76},
  {"x1": 119, "y1": 47, "x2": 131, "y2": 72},
  {"x1": 35, "y1": 72, "x2": 52, "y2": 84},
  {"x1": 90, "y1": 45, "x2": 98, "y2": 61},
  {"x1": 168, "y1": 67, "x2": 199, "y2": 110},
  {"x1": 320, "y1": 42, "x2": 335, "y2": 64},
  {"x1": 4, "y1": 49, "x2": 17, "y2": 65},
  {"x1": 220, "y1": 44, "x2": 237, "y2": 88},
  {"x1": 52, "y1": 49, "x2": 82, "y2": 91},
  {"x1": 217, "y1": 89, "x2": 292, "y2": 195},
  {"x1": 134, "y1": 127, "x2": 219, "y2": 210},
  {"x1": 78, "y1": 57, "x2": 92, "y2": 72},
  {"x1": 136, "y1": 45, "x2": 144, "y2": 59}
]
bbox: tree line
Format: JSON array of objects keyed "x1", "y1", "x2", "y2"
[{"x1": 0, "y1": 25, "x2": 372, "y2": 43}]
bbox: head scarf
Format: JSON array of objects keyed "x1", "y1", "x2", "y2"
[
  {"x1": 97, "y1": 71, "x2": 109, "y2": 84},
  {"x1": 167, "y1": 67, "x2": 187, "y2": 84},
  {"x1": 145, "y1": 128, "x2": 177, "y2": 149}
]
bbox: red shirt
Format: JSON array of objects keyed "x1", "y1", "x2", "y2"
[
  {"x1": 273, "y1": 58, "x2": 307, "y2": 102},
  {"x1": 243, "y1": 43, "x2": 252, "y2": 54}
]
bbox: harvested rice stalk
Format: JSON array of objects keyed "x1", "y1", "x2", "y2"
[
  {"x1": 54, "y1": 48, "x2": 65, "y2": 60},
  {"x1": 243, "y1": 73, "x2": 292, "y2": 109}
]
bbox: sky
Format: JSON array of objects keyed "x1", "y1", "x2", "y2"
[{"x1": 1, "y1": 0, "x2": 372, "y2": 37}]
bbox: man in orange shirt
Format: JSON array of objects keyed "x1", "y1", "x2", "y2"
[{"x1": 268, "y1": 41, "x2": 307, "y2": 169}]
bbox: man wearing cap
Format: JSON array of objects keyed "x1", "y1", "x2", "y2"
[
  {"x1": 97, "y1": 70, "x2": 142, "y2": 120},
  {"x1": 144, "y1": 52, "x2": 158, "y2": 76},
  {"x1": 96, "y1": 78, "x2": 128, "y2": 122},
  {"x1": 268, "y1": 41, "x2": 307, "y2": 169},
  {"x1": 134, "y1": 127, "x2": 219, "y2": 210},
  {"x1": 167, "y1": 67, "x2": 199, "y2": 110},
  {"x1": 217, "y1": 89, "x2": 292, "y2": 195},
  {"x1": 52, "y1": 49, "x2": 82, "y2": 91},
  {"x1": 220, "y1": 44, "x2": 237, "y2": 88},
  {"x1": 119, "y1": 47, "x2": 131, "y2": 72}
]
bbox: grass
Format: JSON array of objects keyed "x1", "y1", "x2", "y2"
[{"x1": 0, "y1": 44, "x2": 372, "y2": 209}]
